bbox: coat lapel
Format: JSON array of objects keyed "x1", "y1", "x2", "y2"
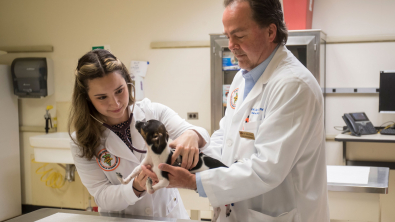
[
  {"x1": 233, "y1": 80, "x2": 245, "y2": 114},
  {"x1": 233, "y1": 45, "x2": 288, "y2": 118}
]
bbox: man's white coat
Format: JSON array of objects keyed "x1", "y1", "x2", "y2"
[{"x1": 201, "y1": 45, "x2": 330, "y2": 222}]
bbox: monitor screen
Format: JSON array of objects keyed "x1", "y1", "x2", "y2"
[{"x1": 379, "y1": 71, "x2": 395, "y2": 113}]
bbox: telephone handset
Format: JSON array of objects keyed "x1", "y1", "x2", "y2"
[{"x1": 342, "y1": 112, "x2": 377, "y2": 136}]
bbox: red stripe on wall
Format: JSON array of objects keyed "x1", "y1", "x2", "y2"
[{"x1": 283, "y1": 0, "x2": 314, "y2": 30}]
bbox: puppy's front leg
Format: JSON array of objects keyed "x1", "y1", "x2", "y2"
[
  {"x1": 116, "y1": 165, "x2": 142, "y2": 185},
  {"x1": 225, "y1": 204, "x2": 231, "y2": 217},
  {"x1": 146, "y1": 178, "x2": 170, "y2": 194},
  {"x1": 146, "y1": 177, "x2": 154, "y2": 194},
  {"x1": 212, "y1": 207, "x2": 221, "y2": 222},
  {"x1": 117, "y1": 156, "x2": 152, "y2": 185}
]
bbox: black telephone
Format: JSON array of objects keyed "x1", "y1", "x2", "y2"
[{"x1": 342, "y1": 112, "x2": 377, "y2": 136}]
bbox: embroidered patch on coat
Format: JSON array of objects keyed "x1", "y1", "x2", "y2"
[
  {"x1": 230, "y1": 88, "x2": 239, "y2": 109},
  {"x1": 96, "y1": 149, "x2": 121, "y2": 171}
]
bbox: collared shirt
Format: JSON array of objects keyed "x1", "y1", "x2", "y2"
[
  {"x1": 195, "y1": 45, "x2": 279, "y2": 198},
  {"x1": 242, "y1": 44, "x2": 279, "y2": 100}
]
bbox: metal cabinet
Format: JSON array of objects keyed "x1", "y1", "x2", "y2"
[{"x1": 210, "y1": 30, "x2": 326, "y2": 132}]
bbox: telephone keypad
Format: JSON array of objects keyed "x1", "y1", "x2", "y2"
[{"x1": 363, "y1": 122, "x2": 377, "y2": 134}]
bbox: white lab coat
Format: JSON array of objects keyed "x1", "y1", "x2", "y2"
[
  {"x1": 200, "y1": 45, "x2": 330, "y2": 222},
  {"x1": 70, "y1": 98, "x2": 210, "y2": 219}
]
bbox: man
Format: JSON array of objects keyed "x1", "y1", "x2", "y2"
[{"x1": 143, "y1": 0, "x2": 330, "y2": 221}]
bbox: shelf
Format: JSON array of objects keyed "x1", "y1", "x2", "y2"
[
  {"x1": 324, "y1": 88, "x2": 379, "y2": 94},
  {"x1": 19, "y1": 126, "x2": 57, "y2": 133},
  {"x1": 150, "y1": 41, "x2": 209, "y2": 49},
  {"x1": 327, "y1": 35, "x2": 395, "y2": 44},
  {"x1": 0, "y1": 45, "x2": 53, "y2": 53}
]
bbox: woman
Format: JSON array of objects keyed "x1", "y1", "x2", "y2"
[{"x1": 68, "y1": 49, "x2": 209, "y2": 218}]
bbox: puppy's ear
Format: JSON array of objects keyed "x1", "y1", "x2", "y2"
[
  {"x1": 152, "y1": 134, "x2": 159, "y2": 141},
  {"x1": 166, "y1": 132, "x2": 169, "y2": 142},
  {"x1": 153, "y1": 133, "x2": 162, "y2": 141}
]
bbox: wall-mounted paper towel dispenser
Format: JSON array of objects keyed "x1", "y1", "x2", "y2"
[{"x1": 11, "y1": 57, "x2": 54, "y2": 98}]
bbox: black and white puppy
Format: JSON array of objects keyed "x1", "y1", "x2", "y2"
[{"x1": 116, "y1": 119, "x2": 230, "y2": 221}]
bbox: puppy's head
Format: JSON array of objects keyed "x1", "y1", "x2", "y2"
[{"x1": 135, "y1": 120, "x2": 169, "y2": 154}]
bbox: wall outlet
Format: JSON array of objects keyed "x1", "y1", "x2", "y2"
[{"x1": 187, "y1": 112, "x2": 199, "y2": 120}]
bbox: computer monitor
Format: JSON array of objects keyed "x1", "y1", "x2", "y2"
[{"x1": 379, "y1": 71, "x2": 395, "y2": 113}]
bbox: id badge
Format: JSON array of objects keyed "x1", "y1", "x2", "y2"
[
  {"x1": 239, "y1": 131, "x2": 255, "y2": 140},
  {"x1": 239, "y1": 122, "x2": 257, "y2": 140}
]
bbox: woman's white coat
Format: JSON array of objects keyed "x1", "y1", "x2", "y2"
[{"x1": 71, "y1": 99, "x2": 210, "y2": 219}]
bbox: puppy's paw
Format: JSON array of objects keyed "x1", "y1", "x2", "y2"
[
  {"x1": 212, "y1": 207, "x2": 221, "y2": 222},
  {"x1": 116, "y1": 172, "x2": 123, "y2": 179},
  {"x1": 235, "y1": 159, "x2": 245, "y2": 164},
  {"x1": 116, "y1": 172, "x2": 126, "y2": 184},
  {"x1": 147, "y1": 188, "x2": 155, "y2": 194},
  {"x1": 147, "y1": 177, "x2": 152, "y2": 186},
  {"x1": 146, "y1": 177, "x2": 154, "y2": 194},
  {"x1": 225, "y1": 204, "x2": 231, "y2": 217}
]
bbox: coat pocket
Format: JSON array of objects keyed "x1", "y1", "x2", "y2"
[
  {"x1": 237, "y1": 121, "x2": 259, "y2": 159},
  {"x1": 246, "y1": 208, "x2": 298, "y2": 222},
  {"x1": 240, "y1": 121, "x2": 258, "y2": 140},
  {"x1": 166, "y1": 191, "x2": 179, "y2": 216},
  {"x1": 243, "y1": 121, "x2": 258, "y2": 133}
]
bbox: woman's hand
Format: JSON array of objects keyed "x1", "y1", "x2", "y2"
[
  {"x1": 170, "y1": 130, "x2": 201, "y2": 170},
  {"x1": 132, "y1": 165, "x2": 157, "y2": 195}
]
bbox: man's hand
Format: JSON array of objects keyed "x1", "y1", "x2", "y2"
[
  {"x1": 170, "y1": 130, "x2": 200, "y2": 169},
  {"x1": 141, "y1": 163, "x2": 197, "y2": 192},
  {"x1": 160, "y1": 163, "x2": 197, "y2": 189}
]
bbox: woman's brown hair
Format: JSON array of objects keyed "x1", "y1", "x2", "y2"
[{"x1": 68, "y1": 49, "x2": 134, "y2": 159}]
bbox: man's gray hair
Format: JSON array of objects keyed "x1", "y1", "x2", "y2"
[{"x1": 224, "y1": 0, "x2": 288, "y2": 44}]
